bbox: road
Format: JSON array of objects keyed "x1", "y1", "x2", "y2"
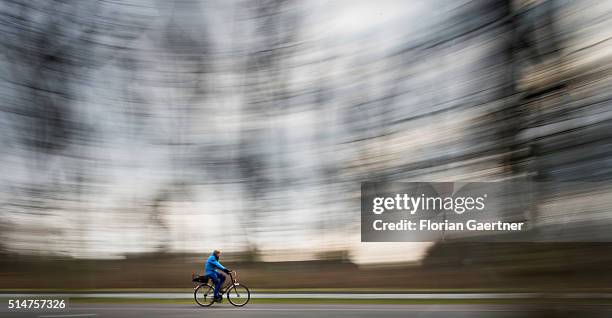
[{"x1": 3, "y1": 304, "x2": 612, "y2": 318}]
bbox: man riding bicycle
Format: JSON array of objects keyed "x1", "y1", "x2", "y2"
[{"x1": 205, "y1": 250, "x2": 231, "y2": 303}]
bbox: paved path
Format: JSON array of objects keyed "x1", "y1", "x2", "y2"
[{"x1": 3, "y1": 304, "x2": 612, "y2": 318}]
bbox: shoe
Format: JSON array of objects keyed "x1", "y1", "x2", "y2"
[{"x1": 214, "y1": 296, "x2": 223, "y2": 303}]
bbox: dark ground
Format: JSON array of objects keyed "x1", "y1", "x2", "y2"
[
  {"x1": 4, "y1": 304, "x2": 612, "y2": 318},
  {"x1": 4, "y1": 243, "x2": 612, "y2": 290}
]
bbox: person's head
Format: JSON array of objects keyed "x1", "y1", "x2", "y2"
[{"x1": 213, "y1": 249, "x2": 221, "y2": 259}]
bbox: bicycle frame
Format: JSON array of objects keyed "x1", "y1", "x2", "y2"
[
  {"x1": 218, "y1": 271, "x2": 238, "y2": 295},
  {"x1": 195, "y1": 270, "x2": 238, "y2": 295},
  {"x1": 193, "y1": 269, "x2": 250, "y2": 307}
]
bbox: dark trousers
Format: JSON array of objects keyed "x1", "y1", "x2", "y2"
[{"x1": 209, "y1": 272, "x2": 225, "y2": 298}]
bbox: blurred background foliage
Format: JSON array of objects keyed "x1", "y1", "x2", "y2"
[{"x1": 1, "y1": 0, "x2": 612, "y2": 289}]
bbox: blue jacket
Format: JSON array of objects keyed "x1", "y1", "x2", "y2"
[{"x1": 205, "y1": 253, "x2": 226, "y2": 276}]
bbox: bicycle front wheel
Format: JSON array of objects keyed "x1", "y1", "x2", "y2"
[
  {"x1": 194, "y1": 284, "x2": 215, "y2": 307},
  {"x1": 226, "y1": 283, "x2": 250, "y2": 307}
]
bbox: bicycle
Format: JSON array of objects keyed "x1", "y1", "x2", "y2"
[{"x1": 192, "y1": 270, "x2": 250, "y2": 307}]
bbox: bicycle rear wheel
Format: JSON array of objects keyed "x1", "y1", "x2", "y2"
[
  {"x1": 194, "y1": 284, "x2": 215, "y2": 307},
  {"x1": 226, "y1": 283, "x2": 250, "y2": 307}
]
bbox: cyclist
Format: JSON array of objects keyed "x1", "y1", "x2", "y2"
[{"x1": 205, "y1": 250, "x2": 231, "y2": 303}]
